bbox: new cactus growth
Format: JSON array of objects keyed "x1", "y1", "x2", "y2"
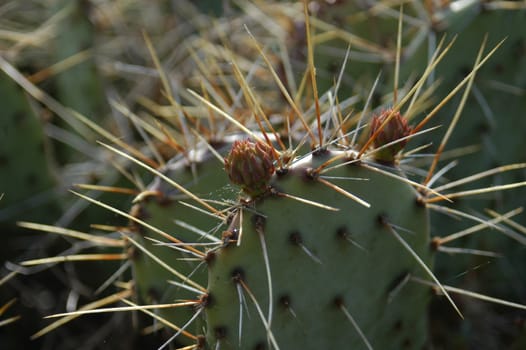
[
  {"x1": 224, "y1": 139, "x2": 276, "y2": 198},
  {"x1": 369, "y1": 109, "x2": 413, "y2": 164}
]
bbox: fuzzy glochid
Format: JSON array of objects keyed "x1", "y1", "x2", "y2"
[{"x1": 224, "y1": 139, "x2": 276, "y2": 197}]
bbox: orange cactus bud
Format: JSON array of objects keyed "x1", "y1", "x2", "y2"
[
  {"x1": 370, "y1": 109, "x2": 412, "y2": 164},
  {"x1": 224, "y1": 140, "x2": 275, "y2": 197}
]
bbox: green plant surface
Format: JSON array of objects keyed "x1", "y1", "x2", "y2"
[
  {"x1": 51, "y1": 0, "x2": 105, "y2": 125},
  {"x1": 206, "y1": 147, "x2": 431, "y2": 349},
  {"x1": 298, "y1": 4, "x2": 526, "y2": 332},
  {"x1": 129, "y1": 143, "x2": 234, "y2": 345},
  {"x1": 0, "y1": 73, "x2": 60, "y2": 226}
]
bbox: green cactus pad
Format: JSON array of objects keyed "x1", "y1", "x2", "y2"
[
  {"x1": 206, "y1": 149, "x2": 431, "y2": 349},
  {"x1": 52, "y1": 0, "x2": 104, "y2": 122},
  {"x1": 0, "y1": 73, "x2": 60, "y2": 224}
]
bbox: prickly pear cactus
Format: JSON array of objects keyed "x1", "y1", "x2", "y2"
[{"x1": 204, "y1": 139, "x2": 431, "y2": 349}]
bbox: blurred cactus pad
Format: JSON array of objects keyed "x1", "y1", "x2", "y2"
[{"x1": 1, "y1": 1, "x2": 526, "y2": 349}]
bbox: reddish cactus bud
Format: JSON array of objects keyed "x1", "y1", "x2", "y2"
[
  {"x1": 370, "y1": 109, "x2": 412, "y2": 163},
  {"x1": 224, "y1": 140, "x2": 275, "y2": 197}
]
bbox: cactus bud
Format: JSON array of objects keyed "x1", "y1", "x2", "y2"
[
  {"x1": 370, "y1": 109, "x2": 412, "y2": 163},
  {"x1": 224, "y1": 139, "x2": 275, "y2": 197}
]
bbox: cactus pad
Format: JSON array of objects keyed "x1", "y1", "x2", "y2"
[{"x1": 205, "y1": 148, "x2": 431, "y2": 349}]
